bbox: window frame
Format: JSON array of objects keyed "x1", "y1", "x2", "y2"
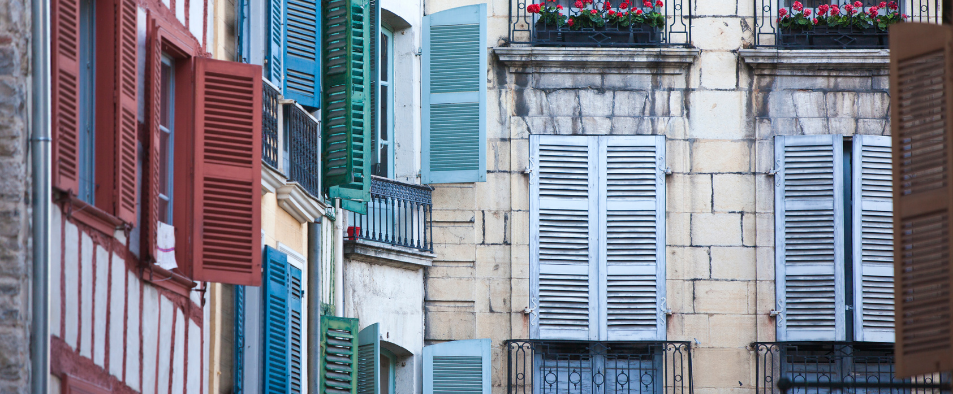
[
  {"x1": 158, "y1": 53, "x2": 176, "y2": 225},
  {"x1": 380, "y1": 348, "x2": 397, "y2": 394},
  {"x1": 373, "y1": 25, "x2": 394, "y2": 178},
  {"x1": 77, "y1": 0, "x2": 96, "y2": 204}
]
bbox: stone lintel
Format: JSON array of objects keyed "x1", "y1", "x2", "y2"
[
  {"x1": 344, "y1": 239, "x2": 435, "y2": 271},
  {"x1": 739, "y1": 48, "x2": 889, "y2": 76},
  {"x1": 494, "y1": 46, "x2": 699, "y2": 74}
]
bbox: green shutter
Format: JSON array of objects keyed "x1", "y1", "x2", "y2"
[
  {"x1": 357, "y1": 323, "x2": 380, "y2": 394},
  {"x1": 422, "y1": 4, "x2": 487, "y2": 184},
  {"x1": 262, "y1": 246, "x2": 291, "y2": 394},
  {"x1": 322, "y1": 0, "x2": 377, "y2": 213},
  {"x1": 320, "y1": 316, "x2": 360, "y2": 394},
  {"x1": 284, "y1": 0, "x2": 320, "y2": 107}
]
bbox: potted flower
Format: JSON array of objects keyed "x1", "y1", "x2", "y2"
[
  {"x1": 564, "y1": 0, "x2": 664, "y2": 44},
  {"x1": 777, "y1": 1, "x2": 907, "y2": 48},
  {"x1": 528, "y1": 1, "x2": 568, "y2": 43},
  {"x1": 777, "y1": 2, "x2": 812, "y2": 46}
]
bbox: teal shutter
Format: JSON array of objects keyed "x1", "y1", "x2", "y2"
[
  {"x1": 322, "y1": 0, "x2": 376, "y2": 213},
  {"x1": 851, "y1": 135, "x2": 895, "y2": 342},
  {"x1": 600, "y1": 136, "x2": 666, "y2": 341},
  {"x1": 320, "y1": 316, "x2": 359, "y2": 394},
  {"x1": 423, "y1": 339, "x2": 491, "y2": 394},
  {"x1": 262, "y1": 246, "x2": 291, "y2": 394},
  {"x1": 529, "y1": 136, "x2": 598, "y2": 341},
  {"x1": 266, "y1": 0, "x2": 285, "y2": 86},
  {"x1": 289, "y1": 265, "x2": 304, "y2": 394},
  {"x1": 421, "y1": 4, "x2": 487, "y2": 184},
  {"x1": 283, "y1": 0, "x2": 320, "y2": 107},
  {"x1": 357, "y1": 323, "x2": 380, "y2": 394},
  {"x1": 774, "y1": 135, "x2": 846, "y2": 341}
]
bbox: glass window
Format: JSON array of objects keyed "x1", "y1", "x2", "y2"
[
  {"x1": 158, "y1": 54, "x2": 175, "y2": 224},
  {"x1": 372, "y1": 27, "x2": 394, "y2": 178},
  {"x1": 78, "y1": 0, "x2": 96, "y2": 203}
]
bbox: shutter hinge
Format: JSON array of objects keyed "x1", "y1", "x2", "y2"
[
  {"x1": 765, "y1": 168, "x2": 779, "y2": 176},
  {"x1": 414, "y1": 47, "x2": 423, "y2": 57},
  {"x1": 769, "y1": 309, "x2": 780, "y2": 317},
  {"x1": 664, "y1": 167, "x2": 672, "y2": 176},
  {"x1": 522, "y1": 307, "x2": 534, "y2": 315}
]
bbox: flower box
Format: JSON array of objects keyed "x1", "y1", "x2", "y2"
[
  {"x1": 810, "y1": 26, "x2": 883, "y2": 48},
  {"x1": 534, "y1": 22, "x2": 662, "y2": 45}
]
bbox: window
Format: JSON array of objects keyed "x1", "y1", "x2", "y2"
[
  {"x1": 158, "y1": 54, "x2": 174, "y2": 224},
  {"x1": 380, "y1": 349, "x2": 396, "y2": 394},
  {"x1": 372, "y1": 27, "x2": 393, "y2": 178},
  {"x1": 529, "y1": 135, "x2": 666, "y2": 341},
  {"x1": 77, "y1": 0, "x2": 95, "y2": 204},
  {"x1": 774, "y1": 135, "x2": 894, "y2": 343}
]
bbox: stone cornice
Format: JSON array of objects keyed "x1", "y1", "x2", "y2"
[
  {"x1": 262, "y1": 163, "x2": 328, "y2": 223},
  {"x1": 494, "y1": 47, "x2": 699, "y2": 73},
  {"x1": 739, "y1": 48, "x2": 889, "y2": 76},
  {"x1": 344, "y1": 239, "x2": 435, "y2": 271}
]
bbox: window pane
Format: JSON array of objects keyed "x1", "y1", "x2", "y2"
[
  {"x1": 380, "y1": 32, "x2": 389, "y2": 82},
  {"x1": 160, "y1": 60, "x2": 172, "y2": 128},
  {"x1": 380, "y1": 85, "x2": 388, "y2": 141},
  {"x1": 78, "y1": 0, "x2": 95, "y2": 203},
  {"x1": 159, "y1": 130, "x2": 170, "y2": 195},
  {"x1": 380, "y1": 354, "x2": 390, "y2": 394},
  {"x1": 159, "y1": 54, "x2": 174, "y2": 224}
]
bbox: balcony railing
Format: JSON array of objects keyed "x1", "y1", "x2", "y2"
[
  {"x1": 261, "y1": 80, "x2": 322, "y2": 198},
  {"x1": 754, "y1": 342, "x2": 951, "y2": 394},
  {"x1": 347, "y1": 176, "x2": 433, "y2": 253},
  {"x1": 753, "y1": 0, "x2": 940, "y2": 49},
  {"x1": 507, "y1": 0, "x2": 692, "y2": 47},
  {"x1": 505, "y1": 340, "x2": 693, "y2": 394}
]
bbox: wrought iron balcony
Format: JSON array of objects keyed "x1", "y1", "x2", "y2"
[
  {"x1": 753, "y1": 0, "x2": 940, "y2": 49},
  {"x1": 505, "y1": 340, "x2": 693, "y2": 394},
  {"x1": 753, "y1": 342, "x2": 951, "y2": 394},
  {"x1": 507, "y1": 0, "x2": 692, "y2": 47},
  {"x1": 347, "y1": 176, "x2": 433, "y2": 253},
  {"x1": 262, "y1": 80, "x2": 321, "y2": 198}
]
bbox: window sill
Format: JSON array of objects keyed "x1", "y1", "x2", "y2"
[
  {"x1": 343, "y1": 239, "x2": 435, "y2": 271},
  {"x1": 739, "y1": 48, "x2": 889, "y2": 76},
  {"x1": 139, "y1": 263, "x2": 197, "y2": 297},
  {"x1": 494, "y1": 47, "x2": 699, "y2": 72},
  {"x1": 56, "y1": 191, "x2": 125, "y2": 236}
]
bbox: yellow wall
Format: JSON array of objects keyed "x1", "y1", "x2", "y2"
[{"x1": 261, "y1": 192, "x2": 309, "y2": 259}]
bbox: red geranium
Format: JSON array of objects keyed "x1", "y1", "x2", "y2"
[
  {"x1": 854, "y1": 1, "x2": 862, "y2": 7},
  {"x1": 792, "y1": 1, "x2": 803, "y2": 11},
  {"x1": 804, "y1": 8, "x2": 811, "y2": 16},
  {"x1": 636, "y1": 8, "x2": 643, "y2": 14},
  {"x1": 879, "y1": 1, "x2": 886, "y2": 7},
  {"x1": 604, "y1": 1, "x2": 611, "y2": 9},
  {"x1": 568, "y1": 17, "x2": 574, "y2": 26},
  {"x1": 656, "y1": 0, "x2": 663, "y2": 7},
  {"x1": 888, "y1": 1, "x2": 898, "y2": 9},
  {"x1": 817, "y1": 4, "x2": 828, "y2": 15},
  {"x1": 643, "y1": 0, "x2": 652, "y2": 7},
  {"x1": 526, "y1": 3, "x2": 540, "y2": 13},
  {"x1": 574, "y1": 0, "x2": 583, "y2": 8},
  {"x1": 778, "y1": 7, "x2": 787, "y2": 16},
  {"x1": 812, "y1": 18, "x2": 818, "y2": 23},
  {"x1": 620, "y1": 1, "x2": 628, "y2": 8}
]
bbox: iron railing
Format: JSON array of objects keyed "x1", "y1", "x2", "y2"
[
  {"x1": 262, "y1": 80, "x2": 280, "y2": 168},
  {"x1": 507, "y1": 0, "x2": 692, "y2": 47},
  {"x1": 286, "y1": 104, "x2": 321, "y2": 198},
  {"x1": 347, "y1": 176, "x2": 433, "y2": 253},
  {"x1": 505, "y1": 340, "x2": 693, "y2": 394},
  {"x1": 754, "y1": 342, "x2": 952, "y2": 394},
  {"x1": 753, "y1": 0, "x2": 940, "y2": 49}
]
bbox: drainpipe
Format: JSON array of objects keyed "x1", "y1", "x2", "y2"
[
  {"x1": 30, "y1": 0, "x2": 52, "y2": 388},
  {"x1": 334, "y1": 200, "x2": 344, "y2": 316},
  {"x1": 307, "y1": 220, "x2": 320, "y2": 394}
]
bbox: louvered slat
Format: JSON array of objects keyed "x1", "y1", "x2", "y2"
[
  {"x1": 51, "y1": 0, "x2": 81, "y2": 194},
  {"x1": 262, "y1": 247, "x2": 290, "y2": 394},
  {"x1": 290, "y1": 266, "x2": 303, "y2": 394},
  {"x1": 852, "y1": 136, "x2": 895, "y2": 342},
  {"x1": 775, "y1": 135, "x2": 844, "y2": 341},
  {"x1": 357, "y1": 323, "x2": 379, "y2": 394},
  {"x1": 321, "y1": 316, "x2": 360, "y2": 394},
  {"x1": 267, "y1": 0, "x2": 284, "y2": 86},
  {"x1": 284, "y1": 0, "x2": 320, "y2": 107},
  {"x1": 114, "y1": 0, "x2": 137, "y2": 223},
  {"x1": 423, "y1": 339, "x2": 490, "y2": 394},
  {"x1": 890, "y1": 24, "x2": 953, "y2": 377}
]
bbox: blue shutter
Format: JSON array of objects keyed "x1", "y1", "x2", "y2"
[
  {"x1": 289, "y1": 265, "x2": 304, "y2": 394},
  {"x1": 262, "y1": 246, "x2": 291, "y2": 394},
  {"x1": 422, "y1": 4, "x2": 487, "y2": 184},
  {"x1": 266, "y1": 0, "x2": 285, "y2": 86},
  {"x1": 423, "y1": 339, "x2": 491, "y2": 394},
  {"x1": 283, "y1": 0, "x2": 320, "y2": 107},
  {"x1": 774, "y1": 135, "x2": 846, "y2": 341},
  {"x1": 357, "y1": 323, "x2": 380, "y2": 394}
]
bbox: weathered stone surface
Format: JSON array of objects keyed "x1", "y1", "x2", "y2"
[{"x1": 692, "y1": 213, "x2": 743, "y2": 246}]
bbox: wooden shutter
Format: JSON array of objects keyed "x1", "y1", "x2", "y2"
[
  {"x1": 320, "y1": 316, "x2": 360, "y2": 394},
  {"x1": 357, "y1": 323, "x2": 380, "y2": 394},
  {"x1": 51, "y1": 0, "x2": 81, "y2": 194},
  {"x1": 290, "y1": 265, "x2": 304, "y2": 394},
  {"x1": 774, "y1": 135, "x2": 846, "y2": 341},
  {"x1": 262, "y1": 246, "x2": 291, "y2": 394},
  {"x1": 423, "y1": 339, "x2": 491, "y2": 394},
  {"x1": 191, "y1": 57, "x2": 263, "y2": 286},
  {"x1": 266, "y1": 0, "x2": 284, "y2": 87},
  {"x1": 283, "y1": 0, "x2": 320, "y2": 107},
  {"x1": 322, "y1": 0, "x2": 370, "y2": 198},
  {"x1": 890, "y1": 23, "x2": 953, "y2": 378},
  {"x1": 144, "y1": 20, "x2": 161, "y2": 265},
  {"x1": 530, "y1": 136, "x2": 598, "y2": 340},
  {"x1": 851, "y1": 135, "x2": 895, "y2": 342},
  {"x1": 601, "y1": 136, "x2": 666, "y2": 341},
  {"x1": 112, "y1": 0, "x2": 138, "y2": 224},
  {"x1": 62, "y1": 374, "x2": 112, "y2": 394},
  {"x1": 421, "y1": 4, "x2": 487, "y2": 184}
]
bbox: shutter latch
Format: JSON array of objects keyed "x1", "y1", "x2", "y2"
[
  {"x1": 522, "y1": 307, "x2": 534, "y2": 315},
  {"x1": 769, "y1": 310, "x2": 781, "y2": 317}
]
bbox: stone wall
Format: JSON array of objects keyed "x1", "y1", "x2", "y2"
[{"x1": 0, "y1": 0, "x2": 32, "y2": 388}]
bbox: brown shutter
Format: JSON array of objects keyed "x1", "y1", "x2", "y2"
[
  {"x1": 190, "y1": 57, "x2": 263, "y2": 286},
  {"x1": 51, "y1": 0, "x2": 81, "y2": 194},
  {"x1": 890, "y1": 22, "x2": 953, "y2": 378},
  {"x1": 113, "y1": 0, "x2": 138, "y2": 224}
]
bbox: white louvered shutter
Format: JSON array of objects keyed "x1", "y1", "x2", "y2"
[
  {"x1": 775, "y1": 135, "x2": 846, "y2": 341},
  {"x1": 852, "y1": 135, "x2": 895, "y2": 342},
  {"x1": 530, "y1": 135, "x2": 599, "y2": 340},
  {"x1": 600, "y1": 136, "x2": 666, "y2": 341}
]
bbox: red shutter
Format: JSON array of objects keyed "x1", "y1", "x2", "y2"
[
  {"x1": 51, "y1": 0, "x2": 81, "y2": 194},
  {"x1": 190, "y1": 57, "x2": 263, "y2": 286},
  {"x1": 113, "y1": 0, "x2": 138, "y2": 224},
  {"x1": 62, "y1": 374, "x2": 111, "y2": 394},
  {"x1": 143, "y1": 19, "x2": 161, "y2": 265},
  {"x1": 890, "y1": 22, "x2": 953, "y2": 378}
]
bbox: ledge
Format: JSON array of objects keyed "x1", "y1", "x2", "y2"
[
  {"x1": 344, "y1": 239, "x2": 434, "y2": 271},
  {"x1": 739, "y1": 48, "x2": 889, "y2": 76},
  {"x1": 262, "y1": 162, "x2": 328, "y2": 223},
  {"x1": 494, "y1": 46, "x2": 699, "y2": 73},
  {"x1": 261, "y1": 163, "x2": 286, "y2": 195}
]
